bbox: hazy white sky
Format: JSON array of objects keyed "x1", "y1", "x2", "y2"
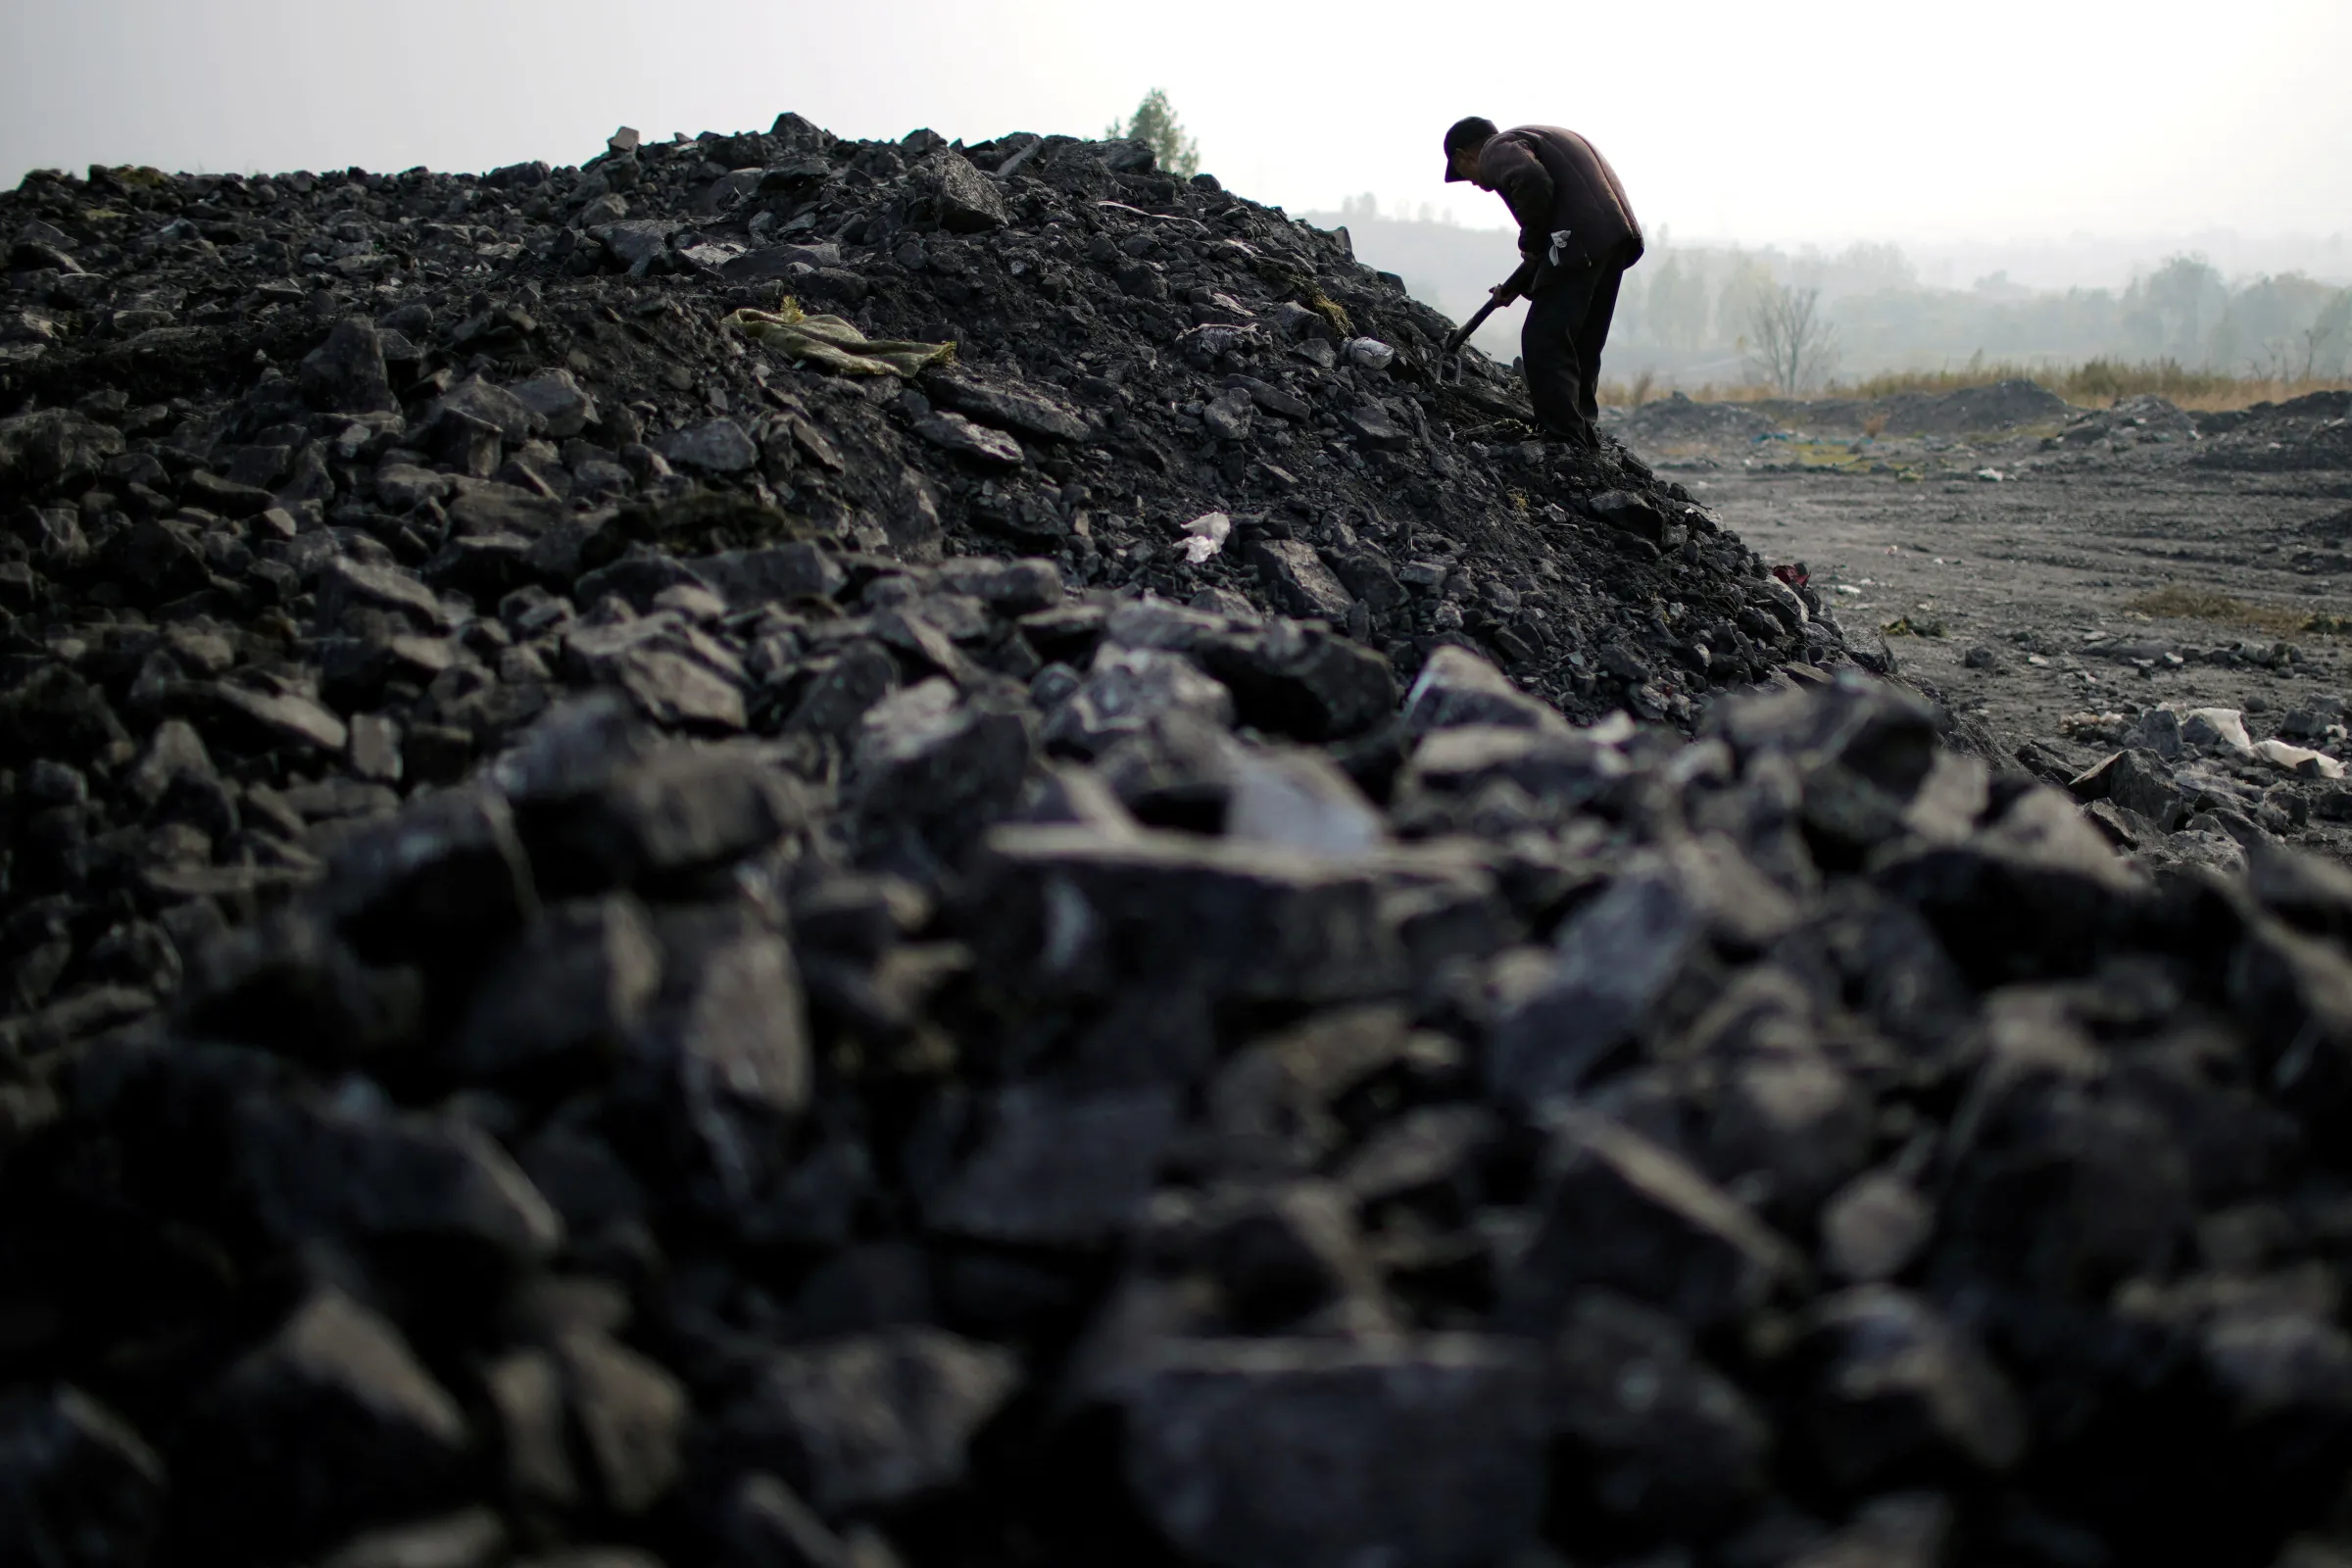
[{"x1": 5, "y1": 0, "x2": 2349, "y2": 253}]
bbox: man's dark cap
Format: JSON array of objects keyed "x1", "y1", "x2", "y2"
[{"x1": 1444, "y1": 116, "x2": 1497, "y2": 182}]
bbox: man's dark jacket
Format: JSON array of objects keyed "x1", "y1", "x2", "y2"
[{"x1": 1474, "y1": 125, "x2": 1642, "y2": 284}]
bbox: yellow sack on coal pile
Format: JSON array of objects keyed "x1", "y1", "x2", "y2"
[{"x1": 723, "y1": 301, "x2": 956, "y2": 378}]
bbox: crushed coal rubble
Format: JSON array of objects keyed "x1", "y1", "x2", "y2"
[
  {"x1": 5, "y1": 117, "x2": 2352, "y2": 1568},
  {"x1": 2022, "y1": 689, "x2": 2352, "y2": 883}
]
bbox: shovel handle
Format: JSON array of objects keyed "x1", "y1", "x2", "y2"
[
  {"x1": 1444, "y1": 264, "x2": 1536, "y2": 356},
  {"x1": 1445, "y1": 294, "x2": 1503, "y2": 356}
]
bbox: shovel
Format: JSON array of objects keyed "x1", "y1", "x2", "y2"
[{"x1": 1441, "y1": 260, "x2": 1536, "y2": 360}]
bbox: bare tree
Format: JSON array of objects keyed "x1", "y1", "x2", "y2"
[
  {"x1": 2303, "y1": 317, "x2": 2341, "y2": 380},
  {"x1": 1743, "y1": 284, "x2": 1839, "y2": 395},
  {"x1": 2302, "y1": 328, "x2": 2329, "y2": 380},
  {"x1": 2249, "y1": 340, "x2": 2295, "y2": 382}
]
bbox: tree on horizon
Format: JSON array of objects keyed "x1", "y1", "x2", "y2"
[{"x1": 1106, "y1": 88, "x2": 1201, "y2": 178}]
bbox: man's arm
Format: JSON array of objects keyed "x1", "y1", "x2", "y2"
[{"x1": 1478, "y1": 136, "x2": 1556, "y2": 259}]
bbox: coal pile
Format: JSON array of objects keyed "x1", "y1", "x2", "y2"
[
  {"x1": 0, "y1": 115, "x2": 1835, "y2": 733},
  {"x1": 1601, "y1": 392, "x2": 1782, "y2": 455},
  {"x1": 1747, "y1": 379, "x2": 2074, "y2": 440},
  {"x1": 8, "y1": 117, "x2": 2352, "y2": 1568},
  {"x1": 2036, "y1": 391, "x2": 2352, "y2": 466},
  {"x1": 2041, "y1": 393, "x2": 2202, "y2": 454},
  {"x1": 2195, "y1": 391, "x2": 2352, "y2": 471}
]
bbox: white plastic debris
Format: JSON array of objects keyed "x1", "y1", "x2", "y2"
[
  {"x1": 1975, "y1": 467, "x2": 2005, "y2": 482},
  {"x1": 1343, "y1": 336, "x2": 1396, "y2": 370},
  {"x1": 2253, "y1": 738, "x2": 2347, "y2": 779},
  {"x1": 1179, "y1": 511, "x2": 1232, "y2": 564}
]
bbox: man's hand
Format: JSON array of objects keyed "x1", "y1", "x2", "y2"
[{"x1": 1493, "y1": 259, "x2": 1538, "y2": 306}]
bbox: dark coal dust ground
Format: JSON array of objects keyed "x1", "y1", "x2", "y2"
[{"x1": 1611, "y1": 385, "x2": 2352, "y2": 872}]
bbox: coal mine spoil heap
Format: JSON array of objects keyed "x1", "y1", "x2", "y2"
[{"x1": 5, "y1": 116, "x2": 2352, "y2": 1568}]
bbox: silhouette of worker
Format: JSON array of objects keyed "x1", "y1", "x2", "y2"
[{"x1": 1445, "y1": 117, "x2": 1643, "y2": 448}]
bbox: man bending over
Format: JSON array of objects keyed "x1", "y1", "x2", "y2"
[{"x1": 1445, "y1": 116, "x2": 1643, "y2": 448}]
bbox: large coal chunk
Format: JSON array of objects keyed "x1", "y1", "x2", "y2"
[
  {"x1": 1403, "y1": 646, "x2": 1560, "y2": 734},
  {"x1": 562, "y1": 611, "x2": 751, "y2": 733},
  {"x1": 716, "y1": 1473, "x2": 869, "y2": 1568},
  {"x1": 1713, "y1": 671, "x2": 1941, "y2": 796},
  {"x1": 851, "y1": 678, "x2": 1035, "y2": 856},
  {"x1": 321, "y1": 786, "x2": 538, "y2": 961},
  {"x1": 1930, "y1": 996, "x2": 2196, "y2": 1299},
  {"x1": 1200, "y1": 1004, "x2": 1432, "y2": 1176},
  {"x1": 925, "y1": 368, "x2": 1088, "y2": 443},
  {"x1": 1500, "y1": 1109, "x2": 1807, "y2": 1335},
  {"x1": 714, "y1": 1327, "x2": 1020, "y2": 1515},
  {"x1": 1793, "y1": 1286, "x2": 2027, "y2": 1490},
  {"x1": 642, "y1": 905, "x2": 813, "y2": 1120},
  {"x1": 785, "y1": 639, "x2": 900, "y2": 741},
  {"x1": 0, "y1": 663, "x2": 129, "y2": 762},
  {"x1": 1250, "y1": 538, "x2": 1353, "y2": 621},
  {"x1": 916, "y1": 150, "x2": 1010, "y2": 232},
  {"x1": 928, "y1": 1084, "x2": 1179, "y2": 1248},
  {"x1": 173, "y1": 1289, "x2": 470, "y2": 1553},
  {"x1": 551, "y1": 1328, "x2": 688, "y2": 1517},
  {"x1": 207, "y1": 681, "x2": 352, "y2": 758},
  {"x1": 1199, "y1": 621, "x2": 1396, "y2": 743},
  {"x1": 1043, "y1": 645, "x2": 1233, "y2": 758},
  {"x1": 298, "y1": 318, "x2": 399, "y2": 415},
  {"x1": 1395, "y1": 723, "x2": 1630, "y2": 823},
  {"x1": 1116, "y1": 1335, "x2": 1548, "y2": 1568},
  {"x1": 2229, "y1": 911, "x2": 2352, "y2": 1145},
  {"x1": 1876, "y1": 786, "x2": 2149, "y2": 981},
  {"x1": 514, "y1": 739, "x2": 801, "y2": 897},
  {"x1": 0, "y1": 408, "x2": 124, "y2": 503},
  {"x1": 448, "y1": 894, "x2": 663, "y2": 1081},
  {"x1": 2192, "y1": 1296, "x2": 2352, "y2": 1525},
  {"x1": 1543, "y1": 1292, "x2": 1771, "y2": 1543},
  {"x1": 301, "y1": 1509, "x2": 510, "y2": 1568},
  {"x1": 176, "y1": 909, "x2": 425, "y2": 1066},
  {"x1": 0, "y1": 1386, "x2": 167, "y2": 1568},
  {"x1": 236, "y1": 1094, "x2": 564, "y2": 1268},
  {"x1": 972, "y1": 824, "x2": 1404, "y2": 1004},
  {"x1": 1485, "y1": 838, "x2": 1797, "y2": 1109},
  {"x1": 573, "y1": 553, "x2": 722, "y2": 614},
  {"x1": 1149, "y1": 1180, "x2": 1389, "y2": 1333},
  {"x1": 689, "y1": 540, "x2": 848, "y2": 608},
  {"x1": 318, "y1": 556, "x2": 450, "y2": 632}
]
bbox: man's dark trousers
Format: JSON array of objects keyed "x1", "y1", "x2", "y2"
[{"x1": 1521, "y1": 258, "x2": 1624, "y2": 445}]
